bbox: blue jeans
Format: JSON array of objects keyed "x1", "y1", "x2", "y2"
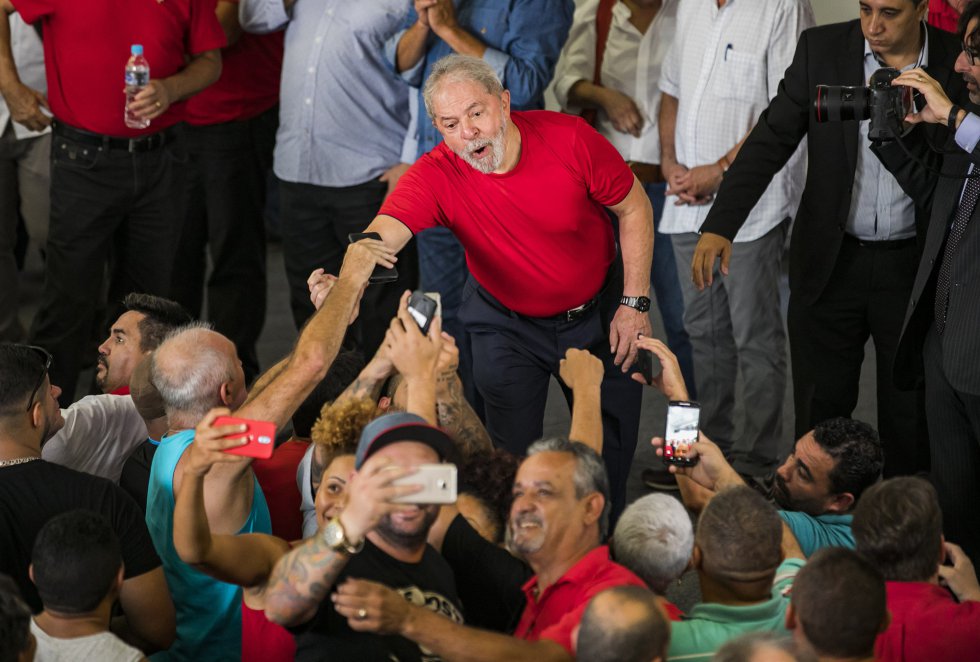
[{"x1": 644, "y1": 181, "x2": 696, "y2": 398}]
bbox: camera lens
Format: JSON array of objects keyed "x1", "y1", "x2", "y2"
[{"x1": 814, "y1": 85, "x2": 870, "y2": 123}]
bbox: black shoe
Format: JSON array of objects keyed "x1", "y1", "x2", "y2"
[{"x1": 642, "y1": 466, "x2": 679, "y2": 491}]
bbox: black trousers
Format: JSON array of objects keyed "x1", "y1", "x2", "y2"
[
  {"x1": 458, "y1": 271, "x2": 643, "y2": 521},
  {"x1": 278, "y1": 177, "x2": 418, "y2": 356},
  {"x1": 30, "y1": 124, "x2": 184, "y2": 404},
  {"x1": 924, "y1": 326, "x2": 980, "y2": 564},
  {"x1": 171, "y1": 107, "x2": 277, "y2": 383},
  {"x1": 788, "y1": 237, "x2": 928, "y2": 477}
]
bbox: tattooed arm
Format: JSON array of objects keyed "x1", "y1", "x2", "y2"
[
  {"x1": 264, "y1": 453, "x2": 425, "y2": 626},
  {"x1": 434, "y1": 334, "x2": 492, "y2": 458}
]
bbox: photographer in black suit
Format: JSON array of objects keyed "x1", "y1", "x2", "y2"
[
  {"x1": 868, "y1": 0, "x2": 980, "y2": 564},
  {"x1": 692, "y1": 0, "x2": 966, "y2": 478}
]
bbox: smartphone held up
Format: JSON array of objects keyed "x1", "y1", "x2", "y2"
[
  {"x1": 214, "y1": 416, "x2": 276, "y2": 460},
  {"x1": 662, "y1": 401, "x2": 700, "y2": 467}
]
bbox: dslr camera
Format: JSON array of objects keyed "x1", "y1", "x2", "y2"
[{"x1": 814, "y1": 67, "x2": 913, "y2": 141}]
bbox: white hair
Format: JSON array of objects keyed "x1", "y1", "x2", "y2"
[
  {"x1": 150, "y1": 323, "x2": 235, "y2": 424},
  {"x1": 422, "y1": 54, "x2": 503, "y2": 120},
  {"x1": 612, "y1": 493, "x2": 694, "y2": 593}
]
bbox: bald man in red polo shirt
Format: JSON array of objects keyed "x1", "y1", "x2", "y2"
[
  {"x1": 0, "y1": 0, "x2": 224, "y2": 404},
  {"x1": 318, "y1": 54, "x2": 654, "y2": 518}
]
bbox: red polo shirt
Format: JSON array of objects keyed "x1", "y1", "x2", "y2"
[
  {"x1": 514, "y1": 545, "x2": 646, "y2": 654},
  {"x1": 184, "y1": 0, "x2": 283, "y2": 126},
  {"x1": 875, "y1": 581, "x2": 980, "y2": 661},
  {"x1": 13, "y1": 0, "x2": 225, "y2": 137},
  {"x1": 380, "y1": 111, "x2": 633, "y2": 317}
]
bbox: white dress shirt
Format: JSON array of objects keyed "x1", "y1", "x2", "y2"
[
  {"x1": 552, "y1": 0, "x2": 677, "y2": 164},
  {"x1": 0, "y1": 14, "x2": 49, "y2": 139},
  {"x1": 659, "y1": 0, "x2": 814, "y2": 241}
]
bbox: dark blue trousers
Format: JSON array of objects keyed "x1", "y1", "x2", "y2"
[{"x1": 458, "y1": 270, "x2": 642, "y2": 520}]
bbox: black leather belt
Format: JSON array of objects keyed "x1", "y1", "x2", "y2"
[
  {"x1": 53, "y1": 121, "x2": 172, "y2": 153},
  {"x1": 540, "y1": 295, "x2": 600, "y2": 322},
  {"x1": 843, "y1": 233, "x2": 916, "y2": 250}
]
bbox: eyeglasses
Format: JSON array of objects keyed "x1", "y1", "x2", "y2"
[
  {"x1": 963, "y1": 43, "x2": 980, "y2": 65},
  {"x1": 23, "y1": 345, "x2": 53, "y2": 412}
]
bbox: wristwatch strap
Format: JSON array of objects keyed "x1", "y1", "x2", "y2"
[{"x1": 948, "y1": 104, "x2": 962, "y2": 131}]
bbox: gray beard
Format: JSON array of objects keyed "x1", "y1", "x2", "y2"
[{"x1": 458, "y1": 120, "x2": 507, "y2": 174}]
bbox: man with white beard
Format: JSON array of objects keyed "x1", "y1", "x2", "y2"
[{"x1": 312, "y1": 54, "x2": 655, "y2": 518}]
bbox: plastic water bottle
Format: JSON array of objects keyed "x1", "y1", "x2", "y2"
[{"x1": 124, "y1": 44, "x2": 150, "y2": 130}]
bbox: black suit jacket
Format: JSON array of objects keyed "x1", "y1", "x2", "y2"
[
  {"x1": 700, "y1": 20, "x2": 965, "y2": 305},
  {"x1": 873, "y1": 122, "x2": 980, "y2": 394}
]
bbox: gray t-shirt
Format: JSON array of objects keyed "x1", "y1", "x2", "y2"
[{"x1": 31, "y1": 620, "x2": 144, "y2": 662}]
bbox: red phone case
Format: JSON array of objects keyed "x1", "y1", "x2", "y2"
[{"x1": 213, "y1": 416, "x2": 276, "y2": 460}]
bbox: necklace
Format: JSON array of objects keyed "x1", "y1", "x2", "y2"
[{"x1": 0, "y1": 457, "x2": 41, "y2": 468}]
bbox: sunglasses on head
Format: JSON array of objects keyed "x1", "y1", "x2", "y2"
[{"x1": 22, "y1": 345, "x2": 53, "y2": 412}]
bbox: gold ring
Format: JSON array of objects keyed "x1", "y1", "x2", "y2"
[
  {"x1": 155, "y1": 101, "x2": 162, "y2": 109},
  {"x1": 356, "y1": 608, "x2": 367, "y2": 620}
]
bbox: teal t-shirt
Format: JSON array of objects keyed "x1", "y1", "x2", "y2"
[
  {"x1": 778, "y1": 511, "x2": 854, "y2": 557},
  {"x1": 146, "y1": 429, "x2": 272, "y2": 661},
  {"x1": 666, "y1": 558, "x2": 805, "y2": 661}
]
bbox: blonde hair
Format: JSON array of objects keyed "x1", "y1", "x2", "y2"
[{"x1": 310, "y1": 397, "x2": 376, "y2": 463}]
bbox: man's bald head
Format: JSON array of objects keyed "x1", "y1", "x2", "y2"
[
  {"x1": 150, "y1": 324, "x2": 245, "y2": 426},
  {"x1": 575, "y1": 586, "x2": 670, "y2": 662}
]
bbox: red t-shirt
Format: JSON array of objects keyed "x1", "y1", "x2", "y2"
[
  {"x1": 514, "y1": 545, "x2": 647, "y2": 654},
  {"x1": 185, "y1": 0, "x2": 283, "y2": 126},
  {"x1": 380, "y1": 111, "x2": 634, "y2": 317},
  {"x1": 876, "y1": 581, "x2": 980, "y2": 661},
  {"x1": 242, "y1": 600, "x2": 295, "y2": 662},
  {"x1": 13, "y1": 0, "x2": 226, "y2": 137},
  {"x1": 928, "y1": 0, "x2": 960, "y2": 33},
  {"x1": 252, "y1": 439, "x2": 308, "y2": 542}
]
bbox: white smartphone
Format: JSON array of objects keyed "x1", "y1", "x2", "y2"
[{"x1": 390, "y1": 463, "x2": 458, "y2": 504}]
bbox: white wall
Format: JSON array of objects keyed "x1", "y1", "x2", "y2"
[{"x1": 814, "y1": 0, "x2": 859, "y2": 25}]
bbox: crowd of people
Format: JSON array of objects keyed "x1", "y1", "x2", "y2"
[{"x1": 2, "y1": 0, "x2": 980, "y2": 660}]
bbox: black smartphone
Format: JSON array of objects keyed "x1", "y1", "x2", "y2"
[
  {"x1": 348, "y1": 232, "x2": 398, "y2": 284},
  {"x1": 662, "y1": 400, "x2": 701, "y2": 467},
  {"x1": 407, "y1": 290, "x2": 439, "y2": 335},
  {"x1": 633, "y1": 348, "x2": 661, "y2": 384}
]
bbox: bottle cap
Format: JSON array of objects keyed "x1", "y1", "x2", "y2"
[{"x1": 131, "y1": 44, "x2": 143, "y2": 56}]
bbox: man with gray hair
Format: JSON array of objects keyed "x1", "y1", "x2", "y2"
[
  {"x1": 310, "y1": 53, "x2": 655, "y2": 519},
  {"x1": 575, "y1": 585, "x2": 671, "y2": 662},
  {"x1": 612, "y1": 493, "x2": 692, "y2": 618},
  {"x1": 144, "y1": 241, "x2": 390, "y2": 660},
  {"x1": 330, "y1": 438, "x2": 646, "y2": 662}
]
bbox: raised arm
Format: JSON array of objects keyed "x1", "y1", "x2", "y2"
[
  {"x1": 173, "y1": 410, "x2": 291, "y2": 586},
  {"x1": 560, "y1": 348, "x2": 604, "y2": 454},
  {"x1": 434, "y1": 334, "x2": 493, "y2": 458},
  {"x1": 236, "y1": 242, "x2": 388, "y2": 428},
  {"x1": 264, "y1": 452, "x2": 423, "y2": 626}
]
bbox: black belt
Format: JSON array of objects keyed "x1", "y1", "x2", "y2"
[
  {"x1": 540, "y1": 295, "x2": 600, "y2": 322},
  {"x1": 53, "y1": 121, "x2": 172, "y2": 153},
  {"x1": 843, "y1": 233, "x2": 916, "y2": 250}
]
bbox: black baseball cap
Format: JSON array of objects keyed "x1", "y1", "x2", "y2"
[{"x1": 354, "y1": 412, "x2": 459, "y2": 469}]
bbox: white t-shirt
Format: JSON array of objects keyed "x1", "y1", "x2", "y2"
[
  {"x1": 31, "y1": 620, "x2": 144, "y2": 662},
  {"x1": 42, "y1": 394, "x2": 148, "y2": 483}
]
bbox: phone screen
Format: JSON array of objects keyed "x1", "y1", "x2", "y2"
[{"x1": 663, "y1": 401, "x2": 700, "y2": 466}]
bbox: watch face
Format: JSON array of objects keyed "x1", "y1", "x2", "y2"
[
  {"x1": 637, "y1": 297, "x2": 651, "y2": 312},
  {"x1": 323, "y1": 519, "x2": 344, "y2": 548}
]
